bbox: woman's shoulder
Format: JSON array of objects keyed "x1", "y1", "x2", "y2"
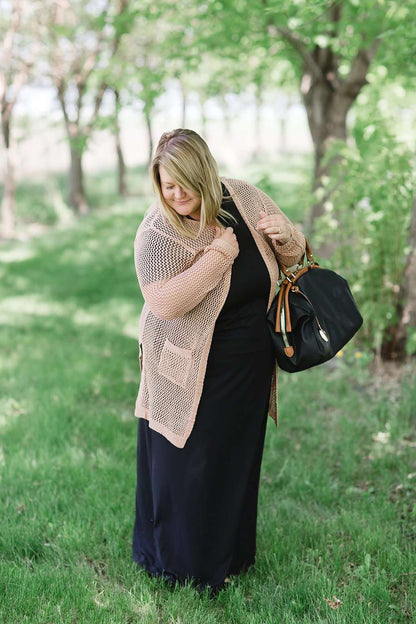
[
  {"x1": 221, "y1": 177, "x2": 256, "y2": 193},
  {"x1": 135, "y1": 203, "x2": 191, "y2": 250},
  {"x1": 220, "y1": 176, "x2": 265, "y2": 200},
  {"x1": 220, "y1": 177, "x2": 265, "y2": 208},
  {"x1": 135, "y1": 203, "x2": 167, "y2": 238}
]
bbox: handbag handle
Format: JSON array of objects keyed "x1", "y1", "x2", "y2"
[
  {"x1": 279, "y1": 239, "x2": 315, "y2": 278},
  {"x1": 274, "y1": 239, "x2": 321, "y2": 339}
]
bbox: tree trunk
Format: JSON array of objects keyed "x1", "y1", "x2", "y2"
[
  {"x1": 1, "y1": 115, "x2": 16, "y2": 239},
  {"x1": 301, "y1": 78, "x2": 349, "y2": 250},
  {"x1": 304, "y1": 48, "x2": 379, "y2": 218},
  {"x1": 380, "y1": 198, "x2": 416, "y2": 360},
  {"x1": 116, "y1": 131, "x2": 127, "y2": 197},
  {"x1": 144, "y1": 106, "x2": 153, "y2": 169},
  {"x1": 220, "y1": 94, "x2": 231, "y2": 135},
  {"x1": 114, "y1": 89, "x2": 128, "y2": 196},
  {"x1": 200, "y1": 96, "x2": 208, "y2": 139},
  {"x1": 69, "y1": 146, "x2": 88, "y2": 215},
  {"x1": 253, "y1": 86, "x2": 262, "y2": 158},
  {"x1": 1, "y1": 146, "x2": 17, "y2": 239},
  {"x1": 298, "y1": 46, "x2": 378, "y2": 250},
  {"x1": 180, "y1": 82, "x2": 187, "y2": 128},
  {"x1": 276, "y1": 10, "x2": 380, "y2": 237},
  {"x1": 301, "y1": 54, "x2": 349, "y2": 223},
  {"x1": 56, "y1": 88, "x2": 89, "y2": 215},
  {"x1": 277, "y1": 97, "x2": 289, "y2": 155},
  {"x1": 304, "y1": 87, "x2": 350, "y2": 186}
]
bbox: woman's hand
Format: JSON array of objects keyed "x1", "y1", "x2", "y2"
[
  {"x1": 256, "y1": 210, "x2": 291, "y2": 244},
  {"x1": 214, "y1": 226, "x2": 239, "y2": 255}
]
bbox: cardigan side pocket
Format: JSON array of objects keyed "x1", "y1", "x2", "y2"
[{"x1": 158, "y1": 339, "x2": 192, "y2": 389}]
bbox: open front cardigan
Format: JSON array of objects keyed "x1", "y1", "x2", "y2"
[{"x1": 133, "y1": 177, "x2": 306, "y2": 448}]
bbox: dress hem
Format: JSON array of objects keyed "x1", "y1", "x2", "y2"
[{"x1": 133, "y1": 551, "x2": 255, "y2": 591}]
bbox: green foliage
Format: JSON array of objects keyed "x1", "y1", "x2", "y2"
[
  {"x1": 69, "y1": 133, "x2": 89, "y2": 156},
  {"x1": 15, "y1": 181, "x2": 59, "y2": 226},
  {"x1": 313, "y1": 83, "x2": 415, "y2": 353},
  {"x1": 244, "y1": 153, "x2": 313, "y2": 225},
  {"x1": 192, "y1": 0, "x2": 416, "y2": 85}
]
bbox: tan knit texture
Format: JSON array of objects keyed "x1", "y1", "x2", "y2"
[{"x1": 134, "y1": 178, "x2": 306, "y2": 447}]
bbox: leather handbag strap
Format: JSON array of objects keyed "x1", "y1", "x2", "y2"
[
  {"x1": 274, "y1": 239, "x2": 321, "y2": 335},
  {"x1": 280, "y1": 240, "x2": 314, "y2": 278},
  {"x1": 275, "y1": 281, "x2": 285, "y2": 332},
  {"x1": 284, "y1": 281, "x2": 292, "y2": 332}
]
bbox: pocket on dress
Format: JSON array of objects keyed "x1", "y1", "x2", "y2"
[{"x1": 157, "y1": 339, "x2": 192, "y2": 389}]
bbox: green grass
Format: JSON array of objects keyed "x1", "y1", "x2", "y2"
[
  {"x1": 6, "y1": 164, "x2": 150, "y2": 229},
  {"x1": 0, "y1": 164, "x2": 415, "y2": 623}
]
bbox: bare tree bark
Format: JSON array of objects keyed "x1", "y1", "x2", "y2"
[
  {"x1": 114, "y1": 89, "x2": 128, "y2": 196},
  {"x1": 1, "y1": 138, "x2": 17, "y2": 239},
  {"x1": 0, "y1": 0, "x2": 35, "y2": 238},
  {"x1": 276, "y1": 95, "x2": 291, "y2": 155},
  {"x1": 49, "y1": 0, "x2": 129, "y2": 214},
  {"x1": 270, "y1": 5, "x2": 380, "y2": 235},
  {"x1": 179, "y1": 81, "x2": 187, "y2": 128},
  {"x1": 56, "y1": 82, "x2": 89, "y2": 214},
  {"x1": 69, "y1": 146, "x2": 88, "y2": 215},
  {"x1": 199, "y1": 95, "x2": 208, "y2": 140},
  {"x1": 219, "y1": 94, "x2": 231, "y2": 135},
  {"x1": 144, "y1": 105, "x2": 153, "y2": 169},
  {"x1": 303, "y1": 41, "x2": 380, "y2": 199},
  {"x1": 253, "y1": 84, "x2": 262, "y2": 158}
]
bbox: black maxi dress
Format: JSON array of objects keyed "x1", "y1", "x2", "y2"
[{"x1": 132, "y1": 190, "x2": 276, "y2": 589}]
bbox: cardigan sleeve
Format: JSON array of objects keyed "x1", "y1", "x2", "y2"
[
  {"x1": 255, "y1": 187, "x2": 306, "y2": 268},
  {"x1": 134, "y1": 228, "x2": 238, "y2": 321}
]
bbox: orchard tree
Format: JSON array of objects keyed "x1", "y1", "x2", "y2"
[
  {"x1": 185, "y1": 0, "x2": 416, "y2": 358},
  {"x1": 195, "y1": 0, "x2": 416, "y2": 224},
  {"x1": 0, "y1": 0, "x2": 40, "y2": 238},
  {"x1": 44, "y1": 0, "x2": 132, "y2": 214},
  {"x1": 106, "y1": 3, "x2": 172, "y2": 173},
  {"x1": 96, "y1": 2, "x2": 167, "y2": 192}
]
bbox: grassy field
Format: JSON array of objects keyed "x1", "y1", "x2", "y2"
[{"x1": 0, "y1": 166, "x2": 415, "y2": 623}]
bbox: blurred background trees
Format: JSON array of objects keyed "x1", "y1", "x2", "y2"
[
  {"x1": 1, "y1": 0, "x2": 415, "y2": 363},
  {"x1": 0, "y1": 0, "x2": 41, "y2": 238},
  {"x1": 44, "y1": 0, "x2": 133, "y2": 214}
]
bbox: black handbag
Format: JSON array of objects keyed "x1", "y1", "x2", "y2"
[{"x1": 267, "y1": 240, "x2": 363, "y2": 373}]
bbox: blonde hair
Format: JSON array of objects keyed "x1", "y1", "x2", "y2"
[{"x1": 151, "y1": 129, "x2": 236, "y2": 238}]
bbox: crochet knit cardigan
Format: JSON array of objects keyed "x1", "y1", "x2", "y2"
[{"x1": 134, "y1": 177, "x2": 306, "y2": 448}]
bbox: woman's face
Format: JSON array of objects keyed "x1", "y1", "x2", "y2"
[{"x1": 159, "y1": 166, "x2": 201, "y2": 221}]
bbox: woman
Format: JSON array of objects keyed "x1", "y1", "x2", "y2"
[{"x1": 132, "y1": 128, "x2": 305, "y2": 591}]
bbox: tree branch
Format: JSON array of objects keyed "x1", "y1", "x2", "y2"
[
  {"x1": 78, "y1": 48, "x2": 101, "y2": 87},
  {"x1": 275, "y1": 27, "x2": 324, "y2": 81},
  {"x1": 85, "y1": 80, "x2": 109, "y2": 132},
  {"x1": 57, "y1": 81, "x2": 70, "y2": 135},
  {"x1": 341, "y1": 37, "x2": 381, "y2": 96},
  {"x1": 2, "y1": 68, "x2": 29, "y2": 126},
  {"x1": 111, "y1": 0, "x2": 129, "y2": 55},
  {"x1": 4, "y1": 1, "x2": 21, "y2": 86},
  {"x1": 84, "y1": 0, "x2": 130, "y2": 129},
  {"x1": 1, "y1": 0, "x2": 39, "y2": 127}
]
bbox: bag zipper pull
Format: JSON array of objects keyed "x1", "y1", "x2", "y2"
[{"x1": 290, "y1": 286, "x2": 329, "y2": 342}]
